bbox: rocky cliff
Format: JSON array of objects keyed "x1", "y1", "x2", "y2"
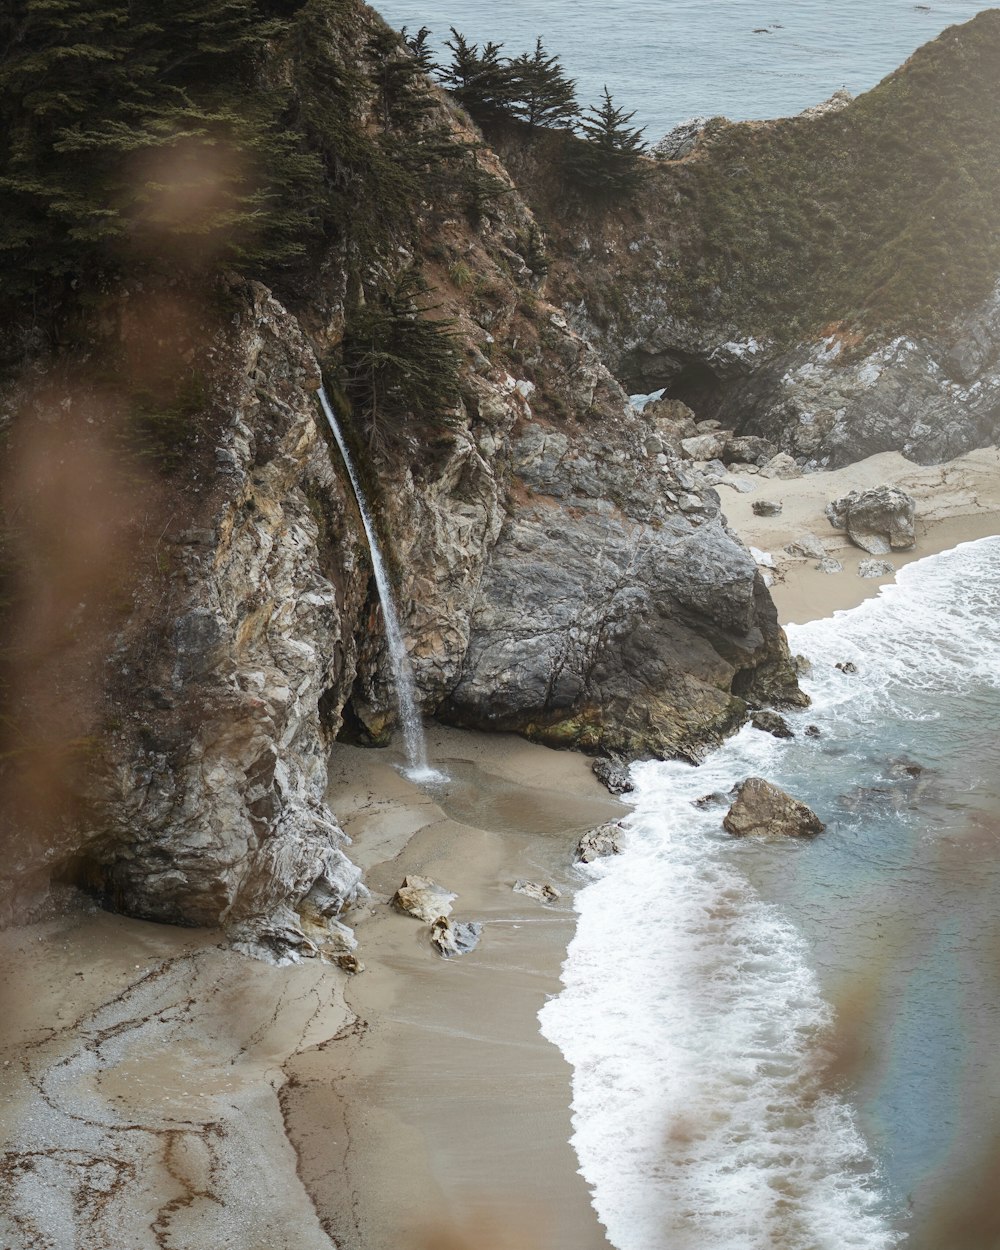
[
  {"x1": 494, "y1": 10, "x2": 1000, "y2": 467},
  {"x1": 0, "y1": 0, "x2": 801, "y2": 957}
]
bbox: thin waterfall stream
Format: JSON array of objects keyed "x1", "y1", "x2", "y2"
[{"x1": 318, "y1": 386, "x2": 446, "y2": 783}]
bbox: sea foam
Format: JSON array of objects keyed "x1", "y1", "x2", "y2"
[{"x1": 540, "y1": 538, "x2": 1000, "y2": 1250}]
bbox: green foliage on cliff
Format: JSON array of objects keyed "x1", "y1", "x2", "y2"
[
  {"x1": 0, "y1": 0, "x2": 506, "y2": 343},
  {"x1": 339, "y1": 266, "x2": 461, "y2": 453},
  {"x1": 0, "y1": 0, "x2": 323, "y2": 296},
  {"x1": 665, "y1": 10, "x2": 1000, "y2": 337},
  {"x1": 565, "y1": 87, "x2": 647, "y2": 197}
]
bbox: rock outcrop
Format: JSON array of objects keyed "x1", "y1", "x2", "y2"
[
  {"x1": 0, "y1": 0, "x2": 806, "y2": 950},
  {"x1": 825, "y1": 486, "x2": 916, "y2": 553},
  {"x1": 430, "y1": 916, "x2": 483, "y2": 958},
  {"x1": 513, "y1": 879, "x2": 561, "y2": 903},
  {"x1": 592, "y1": 756, "x2": 634, "y2": 795},
  {"x1": 498, "y1": 13, "x2": 1000, "y2": 470},
  {"x1": 723, "y1": 777, "x2": 825, "y2": 838},
  {"x1": 576, "y1": 822, "x2": 627, "y2": 861},
  {"x1": 392, "y1": 876, "x2": 457, "y2": 923}
]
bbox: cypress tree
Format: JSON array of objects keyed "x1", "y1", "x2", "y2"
[
  {"x1": 568, "y1": 86, "x2": 648, "y2": 197},
  {"x1": 438, "y1": 29, "x2": 518, "y2": 123},
  {"x1": 508, "y1": 38, "x2": 578, "y2": 131}
]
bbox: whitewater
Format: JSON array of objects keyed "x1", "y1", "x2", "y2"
[{"x1": 540, "y1": 537, "x2": 1000, "y2": 1248}]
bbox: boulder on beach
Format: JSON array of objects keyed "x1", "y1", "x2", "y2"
[
  {"x1": 723, "y1": 435, "x2": 777, "y2": 467},
  {"x1": 825, "y1": 486, "x2": 916, "y2": 554},
  {"x1": 680, "y1": 432, "x2": 726, "y2": 461},
  {"x1": 430, "y1": 917, "x2": 482, "y2": 958},
  {"x1": 858, "y1": 558, "x2": 895, "y2": 578},
  {"x1": 392, "y1": 876, "x2": 457, "y2": 923},
  {"x1": 758, "y1": 452, "x2": 802, "y2": 480},
  {"x1": 784, "y1": 533, "x2": 826, "y2": 560},
  {"x1": 592, "y1": 756, "x2": 634, "y2": 794},
  {"x1": 513, "y1": 879, "x2": 562, "y2": 903},
  {"x1": 752, "y1": 499, "x2": 782, "y2": 517},
  {"x1": 723, "y1": 777, "x2": 825, "y2": 838},
  {"x1": 576, "y1": 822, "x2": 626, "y2": 862}
]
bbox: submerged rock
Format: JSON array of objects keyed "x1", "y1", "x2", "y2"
[
  {"x1": 750, "y1": 710, "x2": 795, "y2": 739},
  {"x1": 392, "y1": 876, "x2": 457, "y2": 923},
  {"x1": 836, "y1": 661, "x2": 859, "y2": 674},
  {"x1": 576, "y1": 822, "x2": 626, "y2": 862},
  {"x1": 513, "y1": 879, "x2": 562, "y2": 903},
  {"x1": 692, "y1": 791, "x2": 729, "y2": 809},
  {"x1": 826, "y1": 486, "x2": 916, "y2": 554},
  {"x1": 430, "y1": 917, "x2": 483, "y2": 958},
  {"x1": 817, "y1": 556, "x2": 844, "y2": 574},
  {"x1": 592, "y1": 756, "x2": 634, "y2": 794},
  {"x1": 723, "y1": 777, "x2": 825, "y2": 838}
]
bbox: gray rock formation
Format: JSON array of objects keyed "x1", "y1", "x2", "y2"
[
  {"x1": 592, "y1": 756, "x2": 634, "y2": 794},
  {"x1": 513, "y1": 879, "x2": 562, "y2": 903},
  {"x1": 441, "y1": 402, "x2": 804, "y2": 759},
  {"x1": 723, "y1": 777, "x2": 825, "y2": 837},
  {"x1": 826, "y1": 486, "x2": 916, "y2": 553},
  {"x1": 76, "y1": 284, "x2": 368, "y2": 964},
  {"x1": 750, "y1": 710, "x2": 794, "y2": 739},
  {"x1": 858, "y1": 558, "x2": 896, "y2": 578},
  {"x1": 752, "y1": 500, "x2": 782, "y2": 517},
  {"x1": 681, "y1": 432, "x2": 726, "y2": 460},
  {"x1": 784, "y1": 533, "x2": 827, "y2": 560},
  {"x1": 717, "y1": 294, "x2": 1000, "y2": 466},
  {"x1": 392, "y1": 875, "x2": 456, "y2": 923},
  {"x1": 817, "y1": 557, "x2": 844, "y2": 574},
  {"x1": 724, "y1": 435, "x2": 777, "y2": 467},
  {"x1": 758, "y1": 452, "x2": 802, "y2": 480},
  {"x1": 576, "y1": 822, "x2": 626, "y2": 862},
  {"x1": 430, "y1": 916, "x2": 483, "y2": 958}
]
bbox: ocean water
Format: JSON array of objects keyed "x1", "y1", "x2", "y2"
[
  {"x1": 374, "y1": 0, "x2": 992, "y2": 139},
  {"x1": 540, "y1": 537, "x2": 1000, "y2": 1249}
]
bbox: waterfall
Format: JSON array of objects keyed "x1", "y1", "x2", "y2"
[{"x1": 317, "y1": 386, "x2": 445, "y2": 783}]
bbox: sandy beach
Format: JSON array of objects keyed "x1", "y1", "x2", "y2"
[
  {"x1": 1, "y1": 448, "x2": 999, "y2": 1248},
  {"x1": 719, "y1": 446, "x2": 1000, "y2": 623}
]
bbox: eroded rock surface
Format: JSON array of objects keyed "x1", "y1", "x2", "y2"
[
  {"x1": 391, "y1": 876, "x2": 456, "y2": 923},
  {"x1": 723, "y1": 777, "x2": 825, "y2": 838},
  {"x1": 576, "y1": 822, "x2": 627, "y2": 862},
  {"x1": 826, "y1": 486, "x2": 916, "y2": 553}
]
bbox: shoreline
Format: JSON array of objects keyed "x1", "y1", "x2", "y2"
[
  {"x1": 718, "y1": 446, "x2": 1000, "y2": 625},
  {"x1": 1, "y1": 448, "x2": 998, "y2": 1246}
]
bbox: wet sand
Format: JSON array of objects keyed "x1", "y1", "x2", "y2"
[{"x1": 284, "y1": 726, "x2": 627, "y2": 1250}]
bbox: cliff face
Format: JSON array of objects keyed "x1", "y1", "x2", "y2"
[
  {"x1": 0, "y1": 0, "x2": 801, "y2": 956},
  {"x1": 496, "y1": 11, "x2": 1000, "y2": 468}
]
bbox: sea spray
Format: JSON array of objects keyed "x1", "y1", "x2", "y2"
[
  {"x1": 317, "y1": 386, "x2": 444, "y2": 783},
  {"x1": 540, "y1": 538, "x2": 1000, "y2": 1250}
]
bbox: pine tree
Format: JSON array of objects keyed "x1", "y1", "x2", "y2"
[
  {"x1": 400, "y1": 25, "x2": 435, "y2": 74},
  {"x1": 568, "y1": 86, "x2": 648, "y2": 197},
  {"x1": 438, "y1": 29, "x2": 518, "y2": 123},
  {"x1": 341, "y1": 266, "x2": 461, "y2": 453},
  {"x1": 508, "y1": 38, "x2": 577, "y2": 131}
]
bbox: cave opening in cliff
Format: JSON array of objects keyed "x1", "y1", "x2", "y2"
[{"x1": 661, "y1": 360, "x2": 726, "y2": 420}]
